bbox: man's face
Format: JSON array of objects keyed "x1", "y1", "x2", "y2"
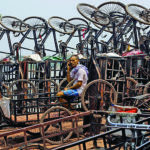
[{"x1": 70, "y1": 56, "x2": 79, "y2": 68}]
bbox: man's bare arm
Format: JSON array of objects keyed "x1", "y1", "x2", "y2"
[{"x1": 67, "y1": 69, "x2": 73, "y2": 82}]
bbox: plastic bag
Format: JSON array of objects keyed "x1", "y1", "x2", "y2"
[{"x1": 0, "y1": 97, "x2": 10, "y2": 118}]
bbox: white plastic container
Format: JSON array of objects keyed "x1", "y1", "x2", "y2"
[{"x1": 0, "y1": 97, "x2": 10, "y2": 118}]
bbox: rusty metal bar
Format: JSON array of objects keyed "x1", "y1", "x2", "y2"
[
  {"x1": 0, "y1": 111, "x2": 91, "y2": 149},
  {"x1": 75, "y1": 116, "x2": 81, "y2": 150},
  {"x1": 41, "y1": 125, "x2": 46, "y2": 150},
  {"x1": 24, "y1": 131, "x2": 28, "y2": 150}
]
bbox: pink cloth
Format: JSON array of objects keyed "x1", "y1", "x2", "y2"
[
  {"x1": 122, "y1": 49, "x2": 146, "y2": 56},
  {"x1": 82, "y1": 28, "x2": 87, "y2": 39}
]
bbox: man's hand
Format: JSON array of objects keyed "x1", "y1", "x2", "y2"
[
  {"x1": 67, "y1": 60, "x2": 71, "y2": 71},
  {"x1": 67, "y1": 60, "x2": 73, "y2": 82},
  {"x1": 64, "y1": 88, "x2": 68, "y2": 91}
]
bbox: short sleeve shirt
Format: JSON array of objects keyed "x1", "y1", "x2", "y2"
[{"x1": 70, "y1": 67, "x2": 88, "y2": 96}]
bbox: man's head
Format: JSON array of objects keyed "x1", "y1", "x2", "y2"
[{"x1": 69, "y1": 55, "x2": 79, "y2": 68}]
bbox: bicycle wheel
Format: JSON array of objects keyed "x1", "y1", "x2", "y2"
[
  {"x1": 81, "y1": 79, "x2": 117, "y2": 112},
  {"x1": 58, "y1": 78, "x2": 75, "y2": 91},
  {"x1": 68, "y1": 17, "x2": 89, "y2": 37},
  {"x1": 37, "y1": 79, "x2": 58, "y2": 97},
  {"x1": 21, "y1": 16, "x2": 48, "y2": 39},
  {"x1": 126, "y1": 4, "x2": 150, "y2": 25},
  {"x1": 0, "y1": 16, "x2": 28, "y2": 32},
  {"x1": 97, "y1": 1, "x2": 127, "y2": 28},
  {"x1": 117, "y1": 77, "x2": 138, "y2": 97},
  {"x1": 16, "y1": 143, "x2": 44, "y2": 150},
  {"x1": 48, "y1": 16, "x2": 74, "y2": 34},
  {"x1": 77, "y1": 3, "x2": 109, "y2": 26},
  {"x1": 40, "y1": 106, "x2": 74, "y2": 145},
  {"x1": 8, "y1": 79, "x2": 37, "y2": 100}
]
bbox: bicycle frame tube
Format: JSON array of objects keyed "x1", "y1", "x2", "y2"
[
  {"x1": 65, "y1": 29, "x2": 77, "y2": 45},
  {"x1": 40, "y1": 28, "x2": 59, "y2": 54},
  {"x1": 132, "y1": 19, "x2": 139, "y2": 49},
  {"x1": 106, "y1": 18, "x2": 138, "y2": 50},
  {"x1": 6, "y1": 30, "x2": 14, "y2": 55},
  {"x1": 33, "y1": 30, "x2": 40, "y2": 52},
  {"x1": 0, "y1": 30, "x2": 5, "y2": 40},
  {"x1": 80, "y1": 25, "x2": 108, "y2": 53},
  {"x1": 90, "y1": 39, "x2": 101, "y2": 79}
]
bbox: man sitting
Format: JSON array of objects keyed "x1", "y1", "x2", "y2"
[{"x1": 56, "y1": 55, "x2": 88, "y2": 114}]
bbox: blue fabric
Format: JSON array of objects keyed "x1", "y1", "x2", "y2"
[
  {"x1": 63, "y1": 89, "x2": 79, "y2": 97},
  {"x1": 62, "y1": 89, "x2": 79, "y2": 102}
]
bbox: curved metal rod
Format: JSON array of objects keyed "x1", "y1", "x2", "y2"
[{"x1": 107, "y1": 115, "x2": 150, "y2": 129}]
